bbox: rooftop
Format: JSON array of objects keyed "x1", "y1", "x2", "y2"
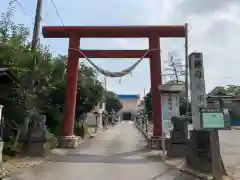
[{"x1": 117, "y1": 94, "x2": 139, "y2": 99}]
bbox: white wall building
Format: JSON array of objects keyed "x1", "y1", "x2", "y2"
[{"x1": 117, "y1": 94, "x2": 141, "y2": 121}]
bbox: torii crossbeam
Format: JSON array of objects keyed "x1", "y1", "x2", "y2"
[{"x1": 42, "y1": 25, "x2": 186, "y2": 148}]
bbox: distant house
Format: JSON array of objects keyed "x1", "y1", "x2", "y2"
[
  {"x1": 117, "y1": 94, "x2": 140, "y2": 121},
  {"x1": 206, "y1": 95, "x2": 240, "y2": 126},
  {"x1": 85, "y1": 103, "x2": 106, "y2": 129}
]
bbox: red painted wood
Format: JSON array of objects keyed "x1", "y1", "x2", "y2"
[
  {"x1": 42, "y1": 25, "x2": 185, "y2": 38},
  {"x1": 41, "y1": 25, "x2": 187, "y2": 138},
  {"x1": 149, "y1": 35, "x2": 163, "y2": 136},
  {"x1": 61, "y1": 34, "x2": 80, "y2": 137}
]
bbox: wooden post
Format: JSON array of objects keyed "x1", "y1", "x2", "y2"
[
  {"x1": 31, "y1": 0, "x2": 43, "y2": 51},
  {"x1": 61, "y1": 34, "x2": 80, "y2": 137},
  {"x1": 149, "y1": 35, "x2": 162, "y2": 137}
]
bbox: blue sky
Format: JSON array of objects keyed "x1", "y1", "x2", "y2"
[{"x1": 1, "y1": 0, "x2": 240, "y2": 98}]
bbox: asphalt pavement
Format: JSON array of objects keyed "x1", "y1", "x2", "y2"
[{"x1": 5, "y1": 122, "x2": 199, "y2": 180}]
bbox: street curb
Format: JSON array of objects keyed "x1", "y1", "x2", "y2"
[
  {"x1": 170, "y1": 164, "x2": 212, "y2": 180},
  {"x1": 135, "y1": 123, "x2": 149, "y2": 140},
  {"x1": 85, "y1": 126, "x2": 109, "y2": 140},
  {"x1": 166, "y1": 162, "x2": 233, "y2": 180},
  {"x1": 52, "y1": 126, "x2": 110, "y2": 155}
]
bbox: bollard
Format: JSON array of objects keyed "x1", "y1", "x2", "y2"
[{"x1": 161, "y1": 135, "x2": 167, "y2": 154}]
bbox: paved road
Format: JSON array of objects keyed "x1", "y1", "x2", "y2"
[
  {"x1": 5, "y1": 123, "x2": 198, "y2": 180},
  {"x1": 219, "y1": 130, "x2": 240, "y2": 177}
]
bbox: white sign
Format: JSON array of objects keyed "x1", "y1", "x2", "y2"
[
  {"x1": 161, "y1": 93, "x2": 179, "y2": 137},
  {"x1": 189, "y1": 52, "x2": 207, "y2": 129}
]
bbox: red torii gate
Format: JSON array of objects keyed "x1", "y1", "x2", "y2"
[{"x1": 42, "y1": 25, "x2": 186, "y2": 148}]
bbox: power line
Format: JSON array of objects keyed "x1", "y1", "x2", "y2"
[
  {"x1": 14, "y1": 0, "x2": 34, "y2": 22},
  {"x1": 49, "y1": 0, "x2": 64, "y2": 25}
]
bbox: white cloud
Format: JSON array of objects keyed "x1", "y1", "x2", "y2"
[
  {"x1": 98, "y1": 0, "x2": 240, "y2": 94},
  {"x1": 137, "y1": 0, "x2": 240, "y2": 93},
  {"x1": 7, "y1": 0, "x2": 240, "y2": 96},
  {"x1": 179, "y1": 0, "x2": 240, "y2": 15}
]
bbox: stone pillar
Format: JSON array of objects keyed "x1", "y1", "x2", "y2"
[
  {"x1": 59, "y1": 34, "x2": 80, "y2": 148},
  {"x1": 24, "y1": 115, "x2": 50, "y2": 157},
  {"x1": 167, "y1": 116, "x2": 188, "y2": 157},
  {"x1": 149, "y1": 35, "x2": 162, "y2": 137}
]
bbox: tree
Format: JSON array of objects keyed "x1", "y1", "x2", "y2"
[
  {"x1": 164, "y1": 51, "x2": 185, "y2": 84},
  {"x1": 43, "y1": 58, "x2": 104, "y2": 135},
  {"x1": 179, "y1": 96, "x2": 191, "y2": 116},
  {"x1": 208, "y1": 85, "x2": 240, "y2": 96},
  {"x1": 0, "y1": 1, "x2": 40, "y2": 124},
  {"x1": 0, "y1": 2, "x2": 105, "y2": 139},
  {"x1": 105, "y1": 91, "x2": 122, "y2": 113},
  {"x1": 163, "y1": 51, "x2": 191, "y2": 115},
  {"x1": 144, "y1": 90, "x2": 152, "y2": 120},
  {"x1": 207, "y1": 85, "x2": 240, "y2": 124}
]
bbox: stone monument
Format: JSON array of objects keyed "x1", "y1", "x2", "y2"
[
  {"x1": 186, "y1": 52, "x2": 227, "y2": 176},
  {"x1": 186, "y1": 52, "x2": 212, "y2": 172},
  {"x1": 147, "y1": 83, "x2": 185, "y2": 150},
  {"x1": 23, "y1": 114, "x2": 50, "y2": 157},
  {"x1": 158, "y1": 83, "x2": 184, "y2": 138},
  {"x1": 186, "y1": 130, "x2": 212, "y2": 173},
  {"x1": 167, "y1": 116, "x2": 188, "y2": 157}
]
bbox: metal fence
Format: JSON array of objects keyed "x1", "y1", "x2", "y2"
[{"x1": 135, "y1": 114, "x2": 153, "y2": 137}]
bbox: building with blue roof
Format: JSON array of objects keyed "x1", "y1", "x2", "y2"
[
  {"x1": 117, "y1": 94, "x2": 140, "y2": 121},
  {"x1": 117, "y1": 94, "x2": 139, "y2": 99}
]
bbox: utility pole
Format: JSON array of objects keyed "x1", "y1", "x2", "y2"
[
  {"x1": 143, "y1": 88, "x2": 146, "y2": 104},
  {"x1": 143, "y1": 88, "x2": 148, "y2": 133},
  {"x1": 30, "y1": 0, "x2": 42, "y2": 91},
  {"x1": 26, "y1": 0, "x2": 43, "y2": 146},
  {"x1": 104, "y1": 76, "x2": 107, "y2": 109},
  {"x1": 104, "y1": 76, "x2": 107, "y2": 100},
  {"x1": 31, "y1": 0, "x2": 43, "y2": 51},
  {"x1": 103, "y1": 76, "x2": 108, "y2": 124},
  {"x1": 184, "y1": 23, "x2": 189, "y2": 116}
]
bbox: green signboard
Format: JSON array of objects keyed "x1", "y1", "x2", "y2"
[{"x1": 200, "y1": 108, "x2": 228, "y2": 129}]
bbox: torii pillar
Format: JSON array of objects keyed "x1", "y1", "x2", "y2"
[{"x1": 42, "y1": 26, "x2": 186, "y2": 148}]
